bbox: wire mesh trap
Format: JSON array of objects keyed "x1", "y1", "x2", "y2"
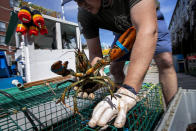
[{"x1": 0, "y1": 82, "x2": 163, "y2": 131}]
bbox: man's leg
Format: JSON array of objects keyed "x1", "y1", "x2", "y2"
[
  {"x1": 110, "y1": 61, "x2": 125, "y2": 85},
  {"x1": 154, "y1": 52, "x2": 178, "y2": 105}
]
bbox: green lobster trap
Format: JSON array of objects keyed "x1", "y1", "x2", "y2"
[{"x1": 0, "y1": 82, "x2": 163, "y2": 131}]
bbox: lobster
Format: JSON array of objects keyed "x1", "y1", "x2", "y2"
[{"x1": 51, "y1": 27, "x2": 136, "y2": 113}]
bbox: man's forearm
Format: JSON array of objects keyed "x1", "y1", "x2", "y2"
[
  {"x1": 123, "y1": 30, "x2": 157, "y2": 92},
  {"x1": 86, "y1": 37, "x2": 103, "y2": 65}
]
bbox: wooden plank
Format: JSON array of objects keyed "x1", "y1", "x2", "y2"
[{"x1": 23, "y1": 75, "x2": 72, "y2": 88}]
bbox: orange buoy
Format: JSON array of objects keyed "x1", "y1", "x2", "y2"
[
  {"x1": 18, "y1": 6, "x2": 32, "y2": 23},
  {"x1": 32, "y1": 10, "x2": 44, "y2": 28},
  {"x1": 29, "y1": 25, "x2": 39, "y2": 36},
  {"x1": 40, "y1": 25, "x2": 48, "y2": 35},
  {"x1": 16, "y1": 24, "x2": 28, "y2": 35}
]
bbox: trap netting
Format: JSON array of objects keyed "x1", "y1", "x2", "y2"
[{"x1": 0, "y1": 82, "x2": 163, "y2": 131}]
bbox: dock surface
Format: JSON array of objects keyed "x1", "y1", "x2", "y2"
[{"x1": 143, "y1": 65, "x2": 196, "y2": 89}]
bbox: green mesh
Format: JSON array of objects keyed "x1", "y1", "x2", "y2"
[{"x1": 0, "y1": 82, "x2": 163, "y2": 131}]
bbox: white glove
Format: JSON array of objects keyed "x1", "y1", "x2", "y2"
[{"x1": 88, "y1": 87, "x2": 138, "y2": 128}]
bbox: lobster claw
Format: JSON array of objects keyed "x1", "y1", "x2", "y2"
[
  {"x1": 109, "y1": 27, "x2": 136, "y2": 61},
  {"x1": 51, "y1": 61, "x2": 70, "y2": 76}
]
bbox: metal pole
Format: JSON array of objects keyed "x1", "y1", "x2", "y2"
[{"x1": 61, "y1": 0, "x2": 65, "y2": 20}]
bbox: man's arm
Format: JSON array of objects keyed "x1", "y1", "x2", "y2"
[
  {"x1": 123, "y1": 0, "x2": 158, "y2": 92},
  {"x1": 88, "y1": 0, "x2": 158, "y2": 128},
  {"x1": 86, "y1": 37, "x2": 103, "y2": 65}
]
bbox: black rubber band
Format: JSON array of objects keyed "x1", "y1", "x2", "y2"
[{"x1": 121, "y1": 84, "x2": 137, "y2": 95}]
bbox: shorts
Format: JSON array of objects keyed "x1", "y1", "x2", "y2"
[{"x1": 112, "y1": 32, "x2": 172, "y2": 62}]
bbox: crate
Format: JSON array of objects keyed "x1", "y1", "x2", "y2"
[
  {"x1": 157, "y1": 89, "x2": 196, "y2": 131},
  {"x1": 0, "y1": 82, "x2": 163, "y2": 131}
]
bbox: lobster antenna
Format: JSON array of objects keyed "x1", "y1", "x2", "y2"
[
  {"x1": 57, "y1": 50, "x2": 75, "y2": 58},
  {"x1": 68, "y1": 44, "x2": 79, "y2": 52},
  {"x1": 58, "y1": 42, "x2": 80, "y2": 58}
]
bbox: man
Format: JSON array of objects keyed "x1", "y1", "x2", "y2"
[{"x1": 73, "y1": 0, "x2": 177, "y2": 128}]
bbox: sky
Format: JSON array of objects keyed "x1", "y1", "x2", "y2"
[{"x1": 24, "y1": 0, "x2": 177, "y2": 46}]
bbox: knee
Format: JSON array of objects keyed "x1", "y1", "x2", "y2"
[{"x1": 157, "y1": 56, "x2": 174, "y2": 70}]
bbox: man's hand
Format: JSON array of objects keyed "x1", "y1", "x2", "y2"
[{"x1": 88, "y1": 88, "x2": 138, "y2": 128}]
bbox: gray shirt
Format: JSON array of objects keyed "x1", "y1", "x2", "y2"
[{"x1": 78, "y1": 0, "x2": 141, "y2": 39}]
